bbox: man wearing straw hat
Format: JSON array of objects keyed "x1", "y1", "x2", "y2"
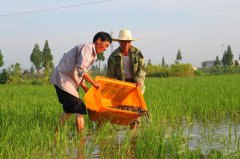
[
  {"x1": 107, "y1": 29, "x2": 146, "y2": 129},
  {"x1": 107, "y1": 29, "x2": 146, "y2": 94}
]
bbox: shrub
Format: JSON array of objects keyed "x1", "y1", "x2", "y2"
[
  {"x1": 7, "y1": 63, "x2": 22, "y2": 84},
  {"x1": 194, "y1": 70, "x2": 204, "y2": 76},
  {"x1": 169, "y1": 63, "x2": 195, "y2": 77},
  {"x1": 146, "y1": 65, "x2": 170, "y2": 77}
]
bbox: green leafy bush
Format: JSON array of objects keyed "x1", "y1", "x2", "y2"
[
  {"x1": 169, "y1": 63, "x2": 195, "y2": 77},
  {"x1": 146, "y1": 65, "x2": 170, "y2": 77}
]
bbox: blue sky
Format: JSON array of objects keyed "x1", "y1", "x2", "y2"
[{"x1": 1, "y1": 0, "x2": 240, "y2": 69}]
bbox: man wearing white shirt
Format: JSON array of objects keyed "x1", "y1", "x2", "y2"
[{"x1": 51, "y1": 31, "x2": 112, "y2": 133}]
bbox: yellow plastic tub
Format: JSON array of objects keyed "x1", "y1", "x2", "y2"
[{"x1": 84, "y1": 76, "x2": 147, "y2": 125}]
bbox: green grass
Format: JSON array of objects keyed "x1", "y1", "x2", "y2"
[
  {"x1": 145, "y1": 75, "x2": 240, "y2": 123},
  {"x1": 1, "y1": 75, "x2": 240, "y2": 158},
  {"x1": 0, "y1": 85, "x2": 58, "y2": 158}
]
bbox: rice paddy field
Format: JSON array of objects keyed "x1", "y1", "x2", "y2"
[{"x1": 1, "y1": 75, "x2": 240, "y2": 159}]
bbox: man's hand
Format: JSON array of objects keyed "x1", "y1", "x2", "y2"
[
  {"x1": 136, "y1": 82, "x2": 141, "y2": 87},
  {"x1": 92, "y1": 81, "x2": 101, "y2": 89},
  {"x1": 82, "y1": 73, "x2": 100, "y2": 89}
]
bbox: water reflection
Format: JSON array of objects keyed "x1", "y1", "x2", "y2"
[
  {"x1": 72, "y1": 120, "x2": 240, "y2": 158},
  {"x1": 72, "y1": 128, "x2": 136, "y2": 159},
  {"x1": 183, "y1": 119, "x2": 240, "y2": 155}
]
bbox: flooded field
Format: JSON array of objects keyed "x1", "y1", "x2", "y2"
[
  {"x1": 64, "y1": 119, "x2": 239, "y2": 158},
  {"x1": 184, "y1": 119, "x2": 240, "y2": 155},
  {"x1": 1, "y1": 75, "x2": 240, "y2": 158}
]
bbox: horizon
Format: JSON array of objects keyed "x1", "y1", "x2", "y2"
[{"x1": 1, "y1": 0, "x2": 240, "y2": 69}]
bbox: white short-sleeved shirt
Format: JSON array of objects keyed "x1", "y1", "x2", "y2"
[
  {"x1": 51, "y1": 43, "x2": 97, "y2": 98},
  {"x1": 123, "y1": 56, "x2": 133, "y2": 79}
]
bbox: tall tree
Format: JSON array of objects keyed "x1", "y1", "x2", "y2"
[
  {"x1": 222, "y1": 51, "x2": 227, "y2": 66},
  {"x1": 214, "y1": 55, "x2": 221, "y2": 66},
  {"x1": 42, "y1": 40, "x2": 54, "y2": 83},
  {"x1": 0, "y1": 69, "x2": 9, "y2": 84},
  {"x1": 161, "y1": 57, "x2": 165, "y2": 66},
  {"x1": 225, "y1": 45, "x2": 233, "y2": 66},
  {"x1": 147, "y1": 59, "x2": 152, "y2": 65},
  {"x1": 222, "y1": 45, "x2": 233, "y2": 66},
  {"x1": 175, "y1": 49, "x2": 182, "y2": 64},
  {"x1": 0, "y1": 49, "x2": 4, "y2": 67},
  {"x1": 97, "y1": 53, "x2": 105, "y2": 73},
  {"x1": 42, "y1": 40, "x2": 53, "y2": 69},
  {"x1": 30, "y1": 43, "x2": 42, "y2": 77}
]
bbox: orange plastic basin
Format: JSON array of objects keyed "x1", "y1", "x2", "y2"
[{"x1": 84, "y1": 76, "x2": 147, "y2": 125}]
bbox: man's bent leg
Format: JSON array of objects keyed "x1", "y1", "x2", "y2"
[{"x1": 75, "y1": 113, "x2": 84, "y2": 132}]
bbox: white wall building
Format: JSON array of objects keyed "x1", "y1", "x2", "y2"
[{"x1": 201, "y1": 60, "x2": 240, "y2": 68}]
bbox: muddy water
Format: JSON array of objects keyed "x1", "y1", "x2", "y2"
[
  {"x1": 71, "y1": 120, "x2": 240, "y2": 158},
  {"x1": 86, "y1": 129, "x2": 136, "y2": 159},
  {"x1": 71, "y1": 128, "x2": 135, "y2": 159},
  {"x1": 183, "y1": 119, "x2": 240, "y2": 154}
]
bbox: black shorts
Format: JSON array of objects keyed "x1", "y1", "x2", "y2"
[{"x1": 54, "y1": 85, "x2": 87, "y2": 114}]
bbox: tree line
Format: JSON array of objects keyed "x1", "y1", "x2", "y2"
[
  {"x1": 146, "y1": 45, "x2": 240, "y2": 77},
  {"x1": 1, "y1": 44, "x2": 239, "y2": 83},
  {"x1": 30, "y1": 40, "x2": 53, "y2": 77},
  {"x1": 0, "y1": 41, "x2": 109, "y2": 84},
  {"x1": 211, "y1": 45, "x2": 235, "y2": 67},
  {"x1": 147, "y1": 48, "x2": 183, "y2": 67},
  {"x1": 201, "y1": 45, "x2": 240, "y2": 75},
  {"x1": 0, "y1": 40, "x2": 54, "y2": 84}
]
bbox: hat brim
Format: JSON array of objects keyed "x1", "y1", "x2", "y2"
[{"x1": 112, "y1": 38, "x2": 139, "y2": 41}]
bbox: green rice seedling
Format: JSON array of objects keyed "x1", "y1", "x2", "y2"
[
  {"x1": 144, "y1": 75, "x2": 240, "y2": 123},
  {"x1": 0, "y1": 84, "x2": 60, "y2": 158},
  {"x1": 1, "y1": 75, "x2": 240, "y2": 158}
]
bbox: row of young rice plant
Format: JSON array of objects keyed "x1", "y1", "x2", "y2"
[
  {"x1": 0, "y1": 84, "x2": 136, "y2": 158},
  {"x1": 145, "y1": 75, "x2": 240, "y2": 123},
  {"x1": 139, "y1": 75, "x2": 240, "y2": 158},
  {"x1": 0, "y1": 75, "x2": 240, "y2": 158},
  {"x1": 0, "y1": 84, "x2": 59, "y2": 158}
]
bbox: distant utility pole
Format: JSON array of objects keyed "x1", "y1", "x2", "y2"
[
  {"x1": 110, "y1": 30, "x2": 114, "y2": 53},
  {"x1": 221, "y1": 43, "x2": 225, "y2": 54}
]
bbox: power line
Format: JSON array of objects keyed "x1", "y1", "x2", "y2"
[{"x1": 0, "y1": 0, "x2": 112, "y2": 17}]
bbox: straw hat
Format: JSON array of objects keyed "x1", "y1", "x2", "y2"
[{"x1": 112, "y1": 29, "x2": 139, "y2": 41}]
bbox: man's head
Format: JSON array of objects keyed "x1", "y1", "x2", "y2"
[
  {"x1": 93, "y1": 32, "x2": 112, "y2": 54},
  {"x1": 113, "y1": 29, "x2": 138, "y2": 55}
]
